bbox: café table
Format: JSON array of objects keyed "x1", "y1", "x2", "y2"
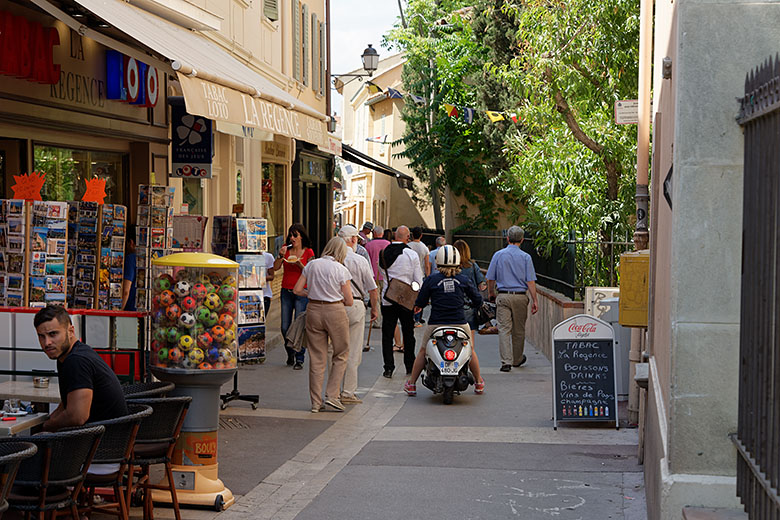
[
  {"x1": 0, "y1": 380, "x2": 61, "y2": 404},
  {"x1": 0, "y1": 412, "x2": 49, "y2": 437}
]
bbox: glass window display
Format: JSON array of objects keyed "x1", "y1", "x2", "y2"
[{"x1": 151, "y1": 253, "x2": 239, "y2": 371}]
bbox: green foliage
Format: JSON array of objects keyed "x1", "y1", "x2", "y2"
[{"x1": 34, "y1": 146, "x2": 76, "y2": 202}]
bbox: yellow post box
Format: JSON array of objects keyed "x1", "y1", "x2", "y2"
[{"x1": 618, "y1": 250, "x2": 649, "y2": 327}]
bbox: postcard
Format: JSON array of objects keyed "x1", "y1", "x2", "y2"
[
  {"x1": 45, "y1": 293, "x2": 66, "y2": 304},
  {"x1": 7, "y1": 253, "x2": 23, "y2": 273},
  {"x1": 101, "y1": 204, "x2": 114, "y2": 223},
  {"x1": 8, "y1": 236, "x2": 23, "y2": 252},
  {"x1": 7, "y1": 217, "x2": 23, "y2": 235},
  {"x1": 238, "y1": 325, "x2": 266, "y2": 361},
  {"x1": 151, "y1": 228, "x2": 165, "y2": 249},
  {"x1": 100, "y1": 247, "x2": 112, "y2": 268},
  {"x1": 151, "y1": 206, "x2": 167, "y2": 227},
  {"x1": 137, "y1": 268, "x2": 146, "y2": 287},
  {"x1": 101, "y1": 224, "x2": 114, "y2": 247},
  {"x1": 113, "y1": 205, "x2": 126, "y2": 221},
  {"x1": 7, "y1": 275, "x2": 24, "y2": 291},
  {"x1": 29, "y1": 277, "x2": 46, "y2": 302},
  {"x1": 47, "y1": 201, "x2": 68, "y2": 219},
  {"x1": 110, "y1": 282, "x2": 122, "y2": 298},
  {"x1": 76, "y1": 265, "x2": 95, "y2": 281},
  {"x1": 77, "y1": 253, "x2": 96, "y2": 265},
  {"x1": 138, "y1": 185, "x2": 150, "y2": 206},
  {"x1": 48, "y1": 238, "x2": 67, "y2": 256},
  {"x1": 151, "y1": 185, "x2": 167, "y2": 206},
  {"x1": 7, "y1": 200, "x2": 24, "y2": 216},
  {"x1": 46, "y1": 276, "x2": 65, "y2": 293},
  {"x1": 137, "y1": 205, "x2": 150, "y2": 226},
  {"x1": 111, "y1": 236, "x2": 125, "y2": 252},
  {"x1": 112, "y1": 220, "x2": 125, "y2": 237},
  {"x1": 110, "y1": 266, "x2": 123, "y2": 282},
  {"x1": 74, "y1": 296, "x2": 93, "y2": 308},
  {"x1": 5, "y1": 292, "x2": 23, "y2": 307},
  {"x1": 45, "y1": 257, "x2": 65, "y2": 275},
  {"x1": 111, "y1": 251, "x2": 123, "y2": 268},
  {"x1": 137, "y1": 227, "x2": 149, "y2": 247}
]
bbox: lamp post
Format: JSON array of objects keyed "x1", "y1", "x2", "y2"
[{"x1": 330, "y1": 45, "x2": 380, "y2": 132}]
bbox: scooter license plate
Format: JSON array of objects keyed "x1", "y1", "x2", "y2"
[{"x1": 439, "y1": 361, "x2": 459, "y2": 375}]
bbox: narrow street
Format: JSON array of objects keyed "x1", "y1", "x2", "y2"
[{"x1": 143, "y1": 303, "x2": 646, "y2": 520}]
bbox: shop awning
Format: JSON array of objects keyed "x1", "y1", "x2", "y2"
[
  {"x1": 341, "y1": 144, "x2": 414, "y2": 190},
  {"x1": 32, "y1": 0, "x2": 328, "y2": 148}
]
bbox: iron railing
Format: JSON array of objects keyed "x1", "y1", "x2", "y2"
[{"x1": 734, "y1": 56, "x2": 780, "y2": 518}]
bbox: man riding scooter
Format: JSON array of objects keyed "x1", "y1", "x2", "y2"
[{"x1": 404, "y1": 244, "x2": 485, "y2": 397}]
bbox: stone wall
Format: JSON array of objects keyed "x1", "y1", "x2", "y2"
[{"x1": 526, "y1": 286, "x2": 584, "y2": 360}]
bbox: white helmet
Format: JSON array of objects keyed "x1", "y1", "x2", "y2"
[{"x1": 435, "y1": 244, "x2": 461, "y2": 268}]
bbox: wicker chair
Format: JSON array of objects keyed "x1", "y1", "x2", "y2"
[
  {"x1": 126, "y1": 396, "x2": 191, "y2": 520},
  {"x1": 0, "y1": 442, "x2": 37, "y2": 519},
  {"x1": 78, "y1": 404, "x2": 153, "y2": 520},
  {"x1": 2, "y1": 425, "x2": 105, "y2": 519},
  {"x1": 122, "y1": 381, "x2": 175, "y2": 399}
]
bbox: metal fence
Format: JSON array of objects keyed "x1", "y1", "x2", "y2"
[
  {"x1": 733, "y1": 57, "x2": 780, "y2": 518},
  {"x1": 453, "y1": 230, "x2": 632, "y2": 300}
]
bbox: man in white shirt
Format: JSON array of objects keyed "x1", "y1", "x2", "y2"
[
  {"x1": 337, "y1": 225, "x2": 379, "y2": 403},
  {"x1": 379, "y1": 226, "x2": 424, "y2": 378}
]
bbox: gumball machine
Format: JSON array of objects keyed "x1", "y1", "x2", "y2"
[{"x1": 149, "y1": 253, "x2": 238, "y2": 511}]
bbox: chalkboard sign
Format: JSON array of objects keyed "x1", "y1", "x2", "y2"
[{"x1": 551, "y1": 314, "x2": 618, "y2": 429}]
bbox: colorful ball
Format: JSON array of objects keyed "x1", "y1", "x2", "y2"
[
  {"x1": 166, "y1": 327, "x2": 181, "y2": 344},
  {"x1": 153, "y1": 277, "x2": 172, "y2": 293},
  {"x1": 196, "y1": 332, "x2": 213, "y2": 349},
  {"x1": 221, "y1": 275, "x2": 237, "y2": 287},
  {"x1": 151, "y1": 295, "x2": 161, "y2": 311},
  {"x1": 197, "y1": 274, "x2": 211, "y2": 285},
  {"x1": 151, "y1": 339, "x2": 165, "y2": 353},
  {"x1": 192, "y1": 323, "x2": 205, "y2": 337},
  {"x1": 168, "y1": 347, "x2": 184, "y2": 364},
  {"x1": 179, "y1": 312, "x2": 196, "y2": 328},
  {"x1": 198, "y1": 362, "x2": 214, "y2": 370},
  {"x1": 207, "y1": 272, "x2": 223, "y2": 285},
  {"x1": 166, "y1": 304, "x2": 182, "y2": 322},
  {"x1": 218, "y1": 348, "x2": 234, "y2": 363},
  {"x1": 218, "y1": 285, "x2": 236, "y2": 302},
  {"x1": 188, "y1": 347, "x2": 205, "y2": 364},
  {"x1": 159, "y1": 290, "x2": 176, "y2": 307},
  {"x1": 153, "y1": 328, "x2": 168, "y2": 343},
  {"x1": 174, "y1": 281, "x2": 191, "y2": 298},
  {"x1": 175, "y1": 270, "x2": 190, "y2": 282},
  {"x1": 195, "y1": 306, "x2": 211, "y2": 323},
  {"x1": 204, "y1": 293, "x2": 223, "y2": 312},
  {"x1": 181, "y1": 357, "x2": 195, "y2": 370},
  {"x1": 218, "y1": 313, "x2": 234, "y2": 330},
  {"x1": 157, "y1": 347, "x2": 169, "y2": 364},
  {"x1": 210, "y1": 325, "x2": 226, "y2": 343},
  {"x1": 222, "y1": 301, "x2": 236, "y2": 315},
  {"x1": 180, "y1": 296, "x2": 197, "y2": 312},
  {"x1": 207, "y1": 347, "x2": 220, "y2": 362},
  {"x1": 191, "y1": 283, "x2": 208, "y2": 301},
  {"x1": 179, "y1": 334, "x2": 195, "y2": 351},
  {"x1": 223, "y1": 328, "x2": 236, "y2": 344}
]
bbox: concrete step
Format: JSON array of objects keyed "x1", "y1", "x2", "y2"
[{"x1": 683, "y1": 507, "x2": 748, "y2": 520}]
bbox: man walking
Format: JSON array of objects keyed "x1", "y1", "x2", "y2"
[
  {"x1": 486, "y1": 226, "x2": 538, "y2": 372},
  {"x1": 365, "y1": 225, "x2": 391, "y2": 328},
  {"x1": 338, "y1": 225, "x2": 379, "y2": 403},
  {"x1": 428, "y1": 236, "x2": 446, "y2": 276},
  {"x1": 358, "y1": 221, "x2": 374, "y2": 247},
  {"x1": 379, "y1": 226, "x2": 423, "y2": 378}
]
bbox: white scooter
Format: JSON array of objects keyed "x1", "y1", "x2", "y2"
[{"x1": 421, "y1": 326, "x2": 474, "y2": 404}]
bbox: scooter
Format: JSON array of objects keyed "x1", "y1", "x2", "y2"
[{"x1": 421, "y1": 326, "x2": 474, "y2": 404}]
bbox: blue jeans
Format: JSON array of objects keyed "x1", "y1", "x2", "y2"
[{"x1": 281, "y1": 288, "x2": 308, "y2": 363}]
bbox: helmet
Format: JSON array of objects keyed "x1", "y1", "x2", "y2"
[{"x1": 435, "y1": 244, "x2": 461, "y2": 268}]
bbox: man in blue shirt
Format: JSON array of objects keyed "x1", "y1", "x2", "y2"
[
  {"x1": 486, "y1": 226, "x2": 538, "y2": 372},
  {"x1": 427, "y1": 236, "x2": 446, "y2": 276}
]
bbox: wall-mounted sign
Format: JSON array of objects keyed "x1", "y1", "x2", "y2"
[
  {"x1": 614, "y1": 100, "x2": 638, "y2": 125},
  {"x1": 105, "y1": 50, "x2": 159, "y2": 107},
  {"x1": 0, "y1": 10, "x2": 60, "y2": 84},
  {"x1": 171, "y1": 98, "x2": 212, "y2": 178}
]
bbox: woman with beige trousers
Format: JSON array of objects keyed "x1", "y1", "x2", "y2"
[{"x1": 294, "y1": 237, "x2": 353, "y2": 412}]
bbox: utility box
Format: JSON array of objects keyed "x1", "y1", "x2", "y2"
[
  {"x1": 618, "y1": 250, "x2": 649, "y2": 327},
  {"x1": 601, "y1": 297, "x2": 631, "y2": 401}
]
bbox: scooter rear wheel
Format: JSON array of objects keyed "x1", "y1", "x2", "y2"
[{"x1": 443, "y1": 386, "x2": 454, "y2": 405}]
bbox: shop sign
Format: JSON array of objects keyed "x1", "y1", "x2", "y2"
[
  {"x1": 105, "y1": 50, "x2": 159, "y2": 107},
  {"x1": 171, "y1": 100, "x2": 212, "y2": 179},
  {"x1": 300, "y1": 155, "x2": 328, "y2": 183},
  {"x1": 0, "y1": 10, "x2": 60, "y2": 84},
  {"x1": 262, "y1": 141, "x2": 288, "y2": 160}
]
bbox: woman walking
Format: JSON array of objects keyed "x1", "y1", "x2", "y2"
[
  {"x1": 293, "y1": 237, "x2": 353, "y2": 412},
  {"x1": 274, "y1": 223, "x2": 315, "y2": 369},
  {"x1": 454, "y1": 239, "x2": 487, "y2": 335}
]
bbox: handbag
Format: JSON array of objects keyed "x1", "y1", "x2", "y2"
[
  {"x1": 476, "y1": 301, "x2": 496, "y2": 326},
  {"x1": 385, "y1": 277, "x2": 418, "y2": 311}
]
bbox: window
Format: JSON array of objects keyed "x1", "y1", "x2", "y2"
[
  {"x1": 319, "y1": 21, "x2": 326, "y2": 96},
  {"x1": 311, "y1": 11, "x2": 319, "y2": 93},
  {"x1": 33, "y1": 145, "x2": 125, "y2": 204},
  {"x1": 292, "y1": 0, "x2": 301, "y2": 82},
  {"x1": 263, "y1": 0, "x2": 278, "y2": 21}
]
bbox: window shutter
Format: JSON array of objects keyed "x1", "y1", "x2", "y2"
[
  {"x1": 263, "y1": 0, "x2": 278, "y2": 21},
  {"x1": 302, "y1": 4, "x2": 309, "y2": 87},
  {"x1": 311, "y1": 12, "x2": 318, "y2": 93},
  {"x1": 292, "y1": 0, "x2": 301, "y2": 81},
  {"x1": 319, "y1": 22, "x2": 326, "y2": 96}
]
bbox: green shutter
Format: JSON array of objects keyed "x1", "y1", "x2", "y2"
[
  {"x1": 302, "y1": 4, "x2": 310, "y2": 87},
  {"x1": 319, "y1": 21, "x2": 326, "y2": 96},
  {"x1": 311, "y1": 12, "x2": 319, "y2": 93},
  {"x1": 292, "y1": 0, "x2": 301, "y2": 81},
  {"x1": 263, "y1": 0, "x2": 278, "y2": 21}
]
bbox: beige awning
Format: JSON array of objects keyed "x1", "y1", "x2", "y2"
[{"x1": 31, "y1": 0, "x2": 328, "y2": 147}]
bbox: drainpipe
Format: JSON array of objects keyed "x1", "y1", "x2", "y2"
[
  {"x1": 326, "y1": 0, "x2": 332, "y2": 132},
  {"x1": 629, "y1": 0, "x2": 653, "y2": 426}
]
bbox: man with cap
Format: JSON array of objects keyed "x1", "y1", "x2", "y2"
[
  {"x1": 337, "y1": 225, "x2": 379, "y2": 403},
  {"x1": 358, "y1": 222, "x2": 374, "y2": 247}
]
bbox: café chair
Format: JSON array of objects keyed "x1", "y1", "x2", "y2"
[
  {"x1": 122, "y1": 381, "x2": 175, "y2": 399},
  {"x1": 0, "y1": 442, "x2": 37, "y2": 519},
  {"x1": 77, "y1": 404, "x2": 153, "y2": 520},
  {"x1": 3, "y1": 425, "x2": 105, "y2": 519},
  {"x1": 126, "y1": 396, "x2": 191, "y2": 520}
]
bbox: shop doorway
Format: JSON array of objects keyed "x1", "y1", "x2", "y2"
[
  {"x1": 296, "y1": 181, "x2": 329, "y2": 254},
  {"x1": 0, "y1": 139, "x2": 28, "y2": 198}
]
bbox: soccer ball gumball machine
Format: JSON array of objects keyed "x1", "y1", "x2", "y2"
[{"x1": 150, "y1": 253, "x2": 239, "y2": 511}]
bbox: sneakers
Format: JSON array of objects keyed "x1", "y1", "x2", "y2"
[
  {"x1": 311, "y1": 404, "x2": 325, "y2": 413},
  {"x1": 382, "y1": 369, "x2": 393, "y2": 379},
  {"x1": 403, "y1": 381, "x2": 417, "y2": 396},
  {"x1": 324, "y1": 398, "x2": 345, "y2": 412},
  {"x1": 293, "y1": 362, "x2": 303, "y2": 370},
  {"x1": 340, "y1": 394, "x2": 363, "y2": 404},
  {"x1": 475, "y1": 378, "x2": 485, "y2": 394},
  {"x1": 512, "y1": 355, "x2": 527, "y2": 367},
  {"x1": 500, "y1": 364, "x2": 511, "y2": 372},
  {"x1": 414, "y1": 321, "x2": 424, "y2": 328}
]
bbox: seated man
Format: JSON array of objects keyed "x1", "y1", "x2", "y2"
[{"x1": 34, "y1": 305, "x2": 128, "y2": 432}]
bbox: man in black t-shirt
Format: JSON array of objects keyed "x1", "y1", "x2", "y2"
[{"x1": 34, "y1": 306, "x2": 128, "y2": 431}]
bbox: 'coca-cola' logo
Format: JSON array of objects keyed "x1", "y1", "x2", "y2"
[{"x1": 568, "y1": 322, "x2": 597, "y2": 334}]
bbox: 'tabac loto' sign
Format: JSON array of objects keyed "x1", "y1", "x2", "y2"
[
  {"x1": 0, "y1": 10, "x2": 61, "y2": 84},
  {"x1": 105, "y1": 50, "x2": 159, "y2": 107}
]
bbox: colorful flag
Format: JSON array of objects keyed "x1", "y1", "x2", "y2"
[
  {"x1": 367, "y1": 83, "x2": 383, "y2": 95},
  {"x1": 409, "y1": 94, "x2": 426, "y2": 105},
  {"x1": 509, "y1": 112, "x2": 519, "y2": 123},
  {"x1": 386, "y1": 87, "x2": 404, "y2": 99},
  {"x1": 463, "y1": 107, "x2": 475, "y2": 124},
  {"x1": 486, "y1": 111, "x2": 504, "y2": 122},
  {"x1": 444, "y1": 104, "x2": 459, "y2": 117}
]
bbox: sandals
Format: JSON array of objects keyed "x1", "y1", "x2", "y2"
[
  {"x1": 475, "y1": 378, "x2": 485, "y2": 394},
  {"x1": 403, "y1": 381, "x2": 416, "y2": 396},
  {"x1": 393, "y1": 344, "x2": 404, "y2": 352}
]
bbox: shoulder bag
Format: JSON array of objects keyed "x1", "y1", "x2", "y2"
[{"x1": 382, "y1": 249, "x2": 419, "y2": 311}]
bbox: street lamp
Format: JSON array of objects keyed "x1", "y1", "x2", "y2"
[{"x1": 332, "y1": 44, "x2": 380, "y2": 86}]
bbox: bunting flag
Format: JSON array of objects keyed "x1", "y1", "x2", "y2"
[
  {"x1": 366, "y1": 82, "x2": 383, "y2": 95},
  {"x1": 409, "y1": 94, "x2": 426, "y2": 105},
  {"x1": 444, "y1": 103, "x2": 459, "y2": 117},
  {"x1": 486, "y1": 111, "x2": 505, "y2": 122},
  {"x1": 509, "y1": 112, "x2": 519, "y2": 123},
  {"x1": 463, "y1": 107, "x2": 475, "y2": 124},
  {"x1": 386, "y1": 87, "x2": 404, "y2": 99}
]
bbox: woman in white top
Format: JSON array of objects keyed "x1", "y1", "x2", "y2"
[{"x1": 294, "y1": 237, "x2": 353, "y2": 412}]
